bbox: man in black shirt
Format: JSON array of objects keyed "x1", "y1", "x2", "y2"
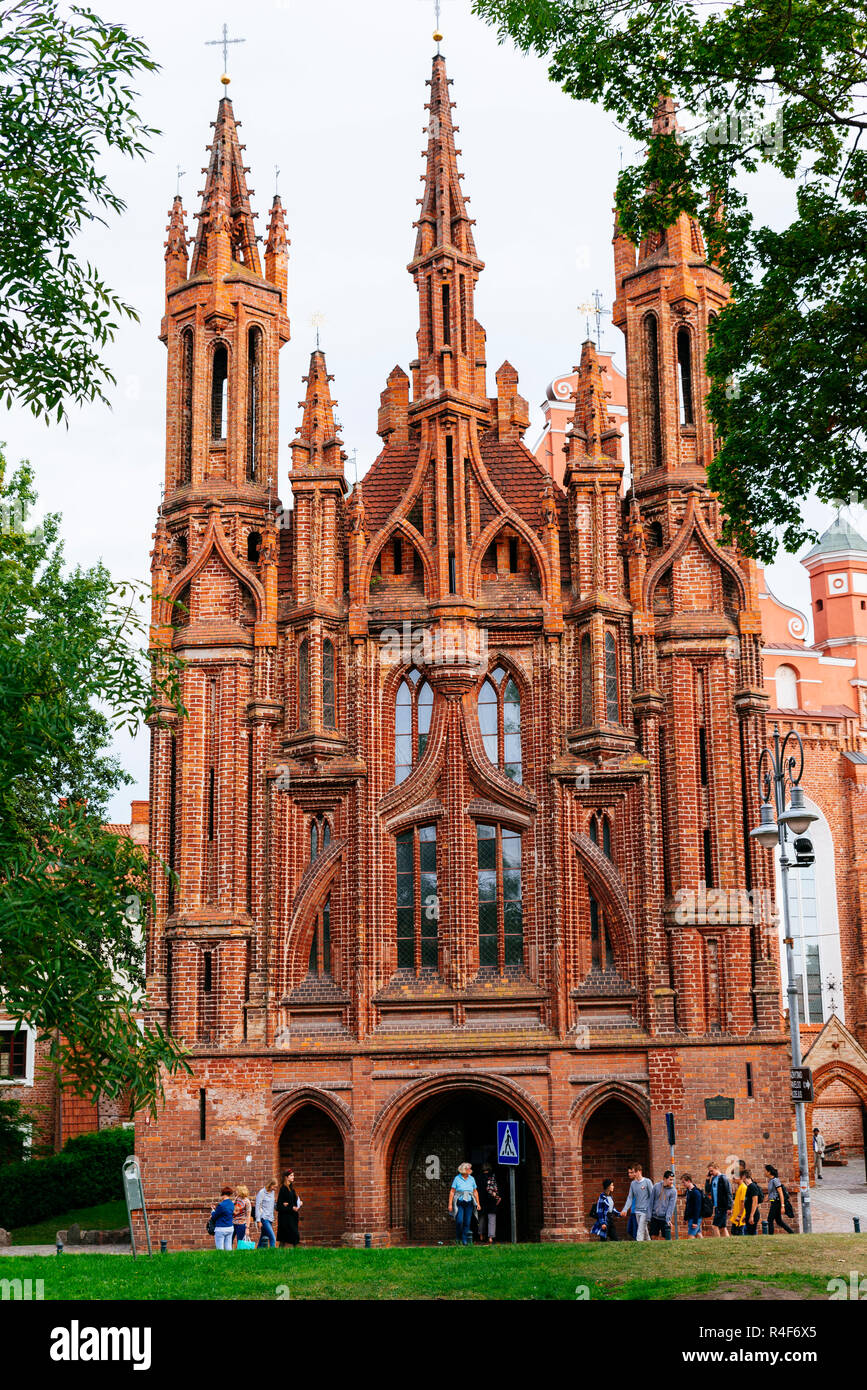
[{"x1": 742, "y1": 1168, "x2": 762, "y2": 1235}]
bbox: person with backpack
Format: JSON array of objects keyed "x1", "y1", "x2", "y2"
[
  {"x1": 708, "y1": 1162, "x2": 732, "y2": 1236},
  {"x1": 743, "y1": 1169, "x2": 762, "y2": 1235},
  {"x1": 765, "y1": 1164, "x2": 794, "y2": 1234},
  {"x1": 620, "y1": 1162, "x2": 654, "y2": 1241},
  {"x1": 682, "y1": 1174, "x2": 704, "y2": 1237},
  {"x1": 209, "y1": 1185, "x2": 236, "y2": 1251},
  {"x1": 591, "y1": 1179, "x2": 619, "y2": 1241}
]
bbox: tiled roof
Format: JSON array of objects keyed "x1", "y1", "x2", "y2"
[
  {"x1": 360, "y1": 440, "x2": 423, "y2": 535},
  {"x1": 104, "y1": 824, "x2": 132, "y2": 838},
  {"x1": 477, "y1": 430, "x2": 566, "y2": 530}
]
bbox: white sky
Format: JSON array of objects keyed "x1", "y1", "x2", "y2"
[{"x1": 5, "y1": 0, "x2": 863, "y2": 821}]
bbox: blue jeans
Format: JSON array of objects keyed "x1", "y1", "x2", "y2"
[
  {"x1": 259, "y1": 1218, "x2": 276, "y2": 1248},
  {"x1": 454, "y1": 1201, "x2": 474, "y2": 1244}
]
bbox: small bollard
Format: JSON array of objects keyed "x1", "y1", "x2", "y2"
[
  {"x1": 855, "y1": 1217, "x2": 861, "y2": 1234},
  {"x1": 364, "y1": 1233, "x2": 372, "y2": 1249},
  {"x1": 160, "y1": 1239, "x2": 168, "y2": 1253},
  {"x1": 56, "y1": 1241, "x2": 63, "y2": 1256},
  {"x1": 761, "y1": 1220, "x2": 768, "y2": 1235}
]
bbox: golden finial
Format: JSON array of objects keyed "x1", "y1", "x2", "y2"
[
  {"x1": 221, "y1": 74, "x2": 231, "y2": 86},
  {"x1": 433, "y1": 0, "x2": 443, "y2": 47}
]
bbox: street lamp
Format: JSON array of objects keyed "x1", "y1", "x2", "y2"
[{"x1": 750, "y1": 724, "x2": 818, "y2": 1233}]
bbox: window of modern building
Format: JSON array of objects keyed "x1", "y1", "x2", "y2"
[{"x1": 395, "y1": 825, "x2": 438, "y2": 971}]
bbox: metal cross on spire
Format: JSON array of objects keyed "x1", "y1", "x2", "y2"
[
  {"x1": 433, "y1": 0, "x2": 443, "y2": 52},
  {"x1": 205, "y1": 22, "x2": 245, "y2": 79},
  {"x1": 310, "y1": 311, "x2": 326, "y2": 349},
  {"x1": 176, "y1": 164, "x2": 186, "y2": 197}
]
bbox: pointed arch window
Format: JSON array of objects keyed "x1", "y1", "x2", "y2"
[
  {"x1": 396, "y1": 824, "x2": 439, "y2": 972},
  {"x1": 298, "y1": 638, "x2": 310, "y2": 731},
  {"x1": 246, "y1": 326, "x2": 263, "y2": 480},
  {"x1": 589, "y1": 812, "x2": 613, "y2": 861},
  {"x1": 211, "y1": 343, "x2": 228, "y2": 441},
  {"x1": 604, "y1": 630, "x2": 619, "y2": 724},
  {"x1": 395, "y1": 669, "x2": 433, "y2": 785},
  {"x1": 676, "y1": 327, "x2": 694, "y2": 426},
  {"x1": 580, "y1": 633, "x2": 593, "y2": 727},
  {"x1": 477, "y1": 665, "x2": 522, "y2": 783},
  {"x1": 323, "y1": 639, "x2": 336, "y2": 730},
  {"x1": 589, "y1": 893, "x2": 614, "y2": 971},
  {"x1": 643, "y1": 313, "x2": 662, "y2": 469},
  {"x1": 180, "y1": 328, "x2": 193, "y2": 484},
  {"x1": 477, "y1": 823, "x2": 523, "y2": 970},
  {"x1": 310, "y1": 815, "x2": 332, "y2": 863},
  {"x1": 308, "y1": 896, "x2": 331, "y2": 976}
]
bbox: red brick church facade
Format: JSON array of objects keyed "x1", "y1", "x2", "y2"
[{"x1": 138, "y1": 57, "x2": 796, "y2": 1245}]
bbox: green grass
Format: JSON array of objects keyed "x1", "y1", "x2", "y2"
[
  {"x1": 11, "y1": 1199, "x2": 128, "y2": 1246},
  {"x1": 1, "y1": 1234, "x2": 865, "y2": 1300}
]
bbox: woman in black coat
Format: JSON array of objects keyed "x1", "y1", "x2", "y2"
[{"x1": 276, "y1": 1168, "x2": 300, "y2": 1248}]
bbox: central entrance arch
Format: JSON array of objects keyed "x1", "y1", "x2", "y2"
[
  {"x1": 277, "y1": 1102, "x2": 346, "y2": 1245},
  {"x1": 386, "y1": 1086, "x2": 544, "y2": 1244}
]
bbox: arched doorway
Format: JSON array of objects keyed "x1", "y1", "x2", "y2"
[
  {"x1": 388, "y1": 1089, "x2": 544, "y2": 1244},
  {"x1": 581, "y1": 1098, "x2": 650, "y2": 1215},
  {"x1": 277, "y1": 1104, "x2": 346, "y2": 1245}
]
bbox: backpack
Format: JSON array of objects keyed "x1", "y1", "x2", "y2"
[
  {"x1": 206, "y1": 1212, "x2": 217, "y2": 1236},
  {"x1": 780, "y1": 1184, "x2": 795, "y2": 1219},
  {"x1": 700, "y1": 1192, "x2": 713, "y2": 1218}
]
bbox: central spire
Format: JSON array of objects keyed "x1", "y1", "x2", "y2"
[
  {"x1": 409, "y1": 54, "x2": 487, "y2": 413},
  {"x1": 190, "y1": 96, "x2": 261, "y2": 279}
]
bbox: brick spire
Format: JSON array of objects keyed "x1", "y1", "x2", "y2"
[
  {"x1": 291, "y1": 349, "x2": 344, "y2": 472},
  {"x1": 565, "y1": 339, "x2": 617, "y2": 469},
  {"x1": 264, "y1": 194, "x2": 290, "y2": 299},
  {"x1": 409, "y1": 53, "x2": 486, "y2": 413},
  {"x1": 164, "y1": 195, "x2": 189, "y2": 297},
  {"x1": 190, "y1": 96, "x2": 261, "y2": 279}
]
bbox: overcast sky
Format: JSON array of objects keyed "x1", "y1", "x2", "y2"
[{"x1": 6, "y1": 0, "x2": 862, "y2": 821}]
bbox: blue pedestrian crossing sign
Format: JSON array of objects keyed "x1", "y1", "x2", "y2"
[{"x1": 497, "y1": 1119, "x2": 520, "y2": 1166}]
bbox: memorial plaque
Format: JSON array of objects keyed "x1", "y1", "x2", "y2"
[{"x1": 704, "y1": 1095, "x2": 735, "y2": 1121}]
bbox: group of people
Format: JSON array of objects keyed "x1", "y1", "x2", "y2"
[
  {"x1": 592, "y1": 1160, "x2": 797, "y2": 1241},
  {"x1": 447, "y1": 1162, "x2": 502, "y2": 1245},
  {"x1": 208, "y1": 1170, "x2": 303, "y2": 1250}
]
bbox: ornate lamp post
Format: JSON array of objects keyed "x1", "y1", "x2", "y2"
[{"x1": 750, "y1": 724, "x2": 818, "y2": 1233}]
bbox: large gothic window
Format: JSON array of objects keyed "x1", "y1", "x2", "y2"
[
  {"x1": 323, "y1": 639, "x2": 336, "y2": 729},
  {"x1": 643, "y1": 313, "x2": 662, "y2": 469},
  {"x1": 180, "y1": 328, "x2": 193, "y2": 484},
  {"x1": 246, "y1": 326, "x2": 262, "y2": 481},
  {"x1": 308, "y1": 896, "x2": 331, "y2": 977},
  {"x1": 589, "y1": 894, "x2": 614, "y2": 971},
  {"x1": 211, "y1": 343, "x2": 228, "y2": 441},
  {"x1": 395, "y1": 824, "x2": 438, "y2": 972},
  {"x1": 477, "y1": 666, "x2": 522, "y2": 782},
  {"x1": 298, "y1": 638, "x2": 310, "y2": 730},
  {"x1": 477, "y1": 823, "x2": 523, "y2": 970},
  {"x1": 677, "y1": 327, "x2": 695, "y2": 426},
  {"x1": 395, "y1": 669, "x2": 433, "y2": 784},
  {"x1": 604, "y1": 631, "x2": 619, "y2": 724}
]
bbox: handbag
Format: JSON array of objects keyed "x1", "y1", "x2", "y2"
[
  {"x1": 206, "y1": 1213, "x2": 217, "y2": 1236},
  {"x1": 237, "y1": 1239, "x2": 255, "y2": 1250}
]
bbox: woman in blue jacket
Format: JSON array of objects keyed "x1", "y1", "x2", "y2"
[{"x1": 211, "y1": 1186, "x2": 236, "y2": 1250}]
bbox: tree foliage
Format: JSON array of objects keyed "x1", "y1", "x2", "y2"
[
  {"x1": 0, "y1": 459, "x2": 187, "y2": 1114},
  {"x1": 0, "y1": 0, "x2": 157, "y2": 422},
  {"x1": 473, "y1": 0, "x2": 867, "y2": 559}
]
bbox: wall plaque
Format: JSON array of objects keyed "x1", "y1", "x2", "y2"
[{"x1": 704, "y1": 1095, "x2": 735, "y2": 1121}]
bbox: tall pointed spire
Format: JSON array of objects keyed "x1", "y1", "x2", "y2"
[
  {"x1": 190, "y1": 96, "x2": 261, "y2": 279},
  {"x1": 414, "y1": 54, "x2": 477, "y2": 262},
  {"x1": 564, "y1": 339, "x2": 622, "y2": 474},
  {"x1": 291, "y1": 350, "x2": 345, "y2": 472},
  {"x1": 164, "y1": 195, "x2": 189, "y2": 296},
  {"x1": 409, "y1": 53, "x2": 486, "y2": 414},
  {"x1": 265, "y1": 194, "x2": 290, "y2": 301}
]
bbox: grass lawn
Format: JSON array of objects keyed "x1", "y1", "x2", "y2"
[
  {"x1": 11, "y1": 1200, "x2": 128, "y2": 1246},
  {"x1": 1, "y1": 1234, "x2": 865, "y2": 1300}
]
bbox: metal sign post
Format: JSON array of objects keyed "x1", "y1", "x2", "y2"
[
  {"x1": 665, "y1": 1112, "x2": 678, "y2": 1240},
  {"x1": 497, "y1": 1120, "x2": 521, "y2": 1246},
  {"x1": 122, "y1": 1155, "x2": 153, "y2": 1259}
]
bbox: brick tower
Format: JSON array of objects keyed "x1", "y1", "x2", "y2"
[{"x1": 139, "y1": 66, "x2": 795, "y2": 1248}]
